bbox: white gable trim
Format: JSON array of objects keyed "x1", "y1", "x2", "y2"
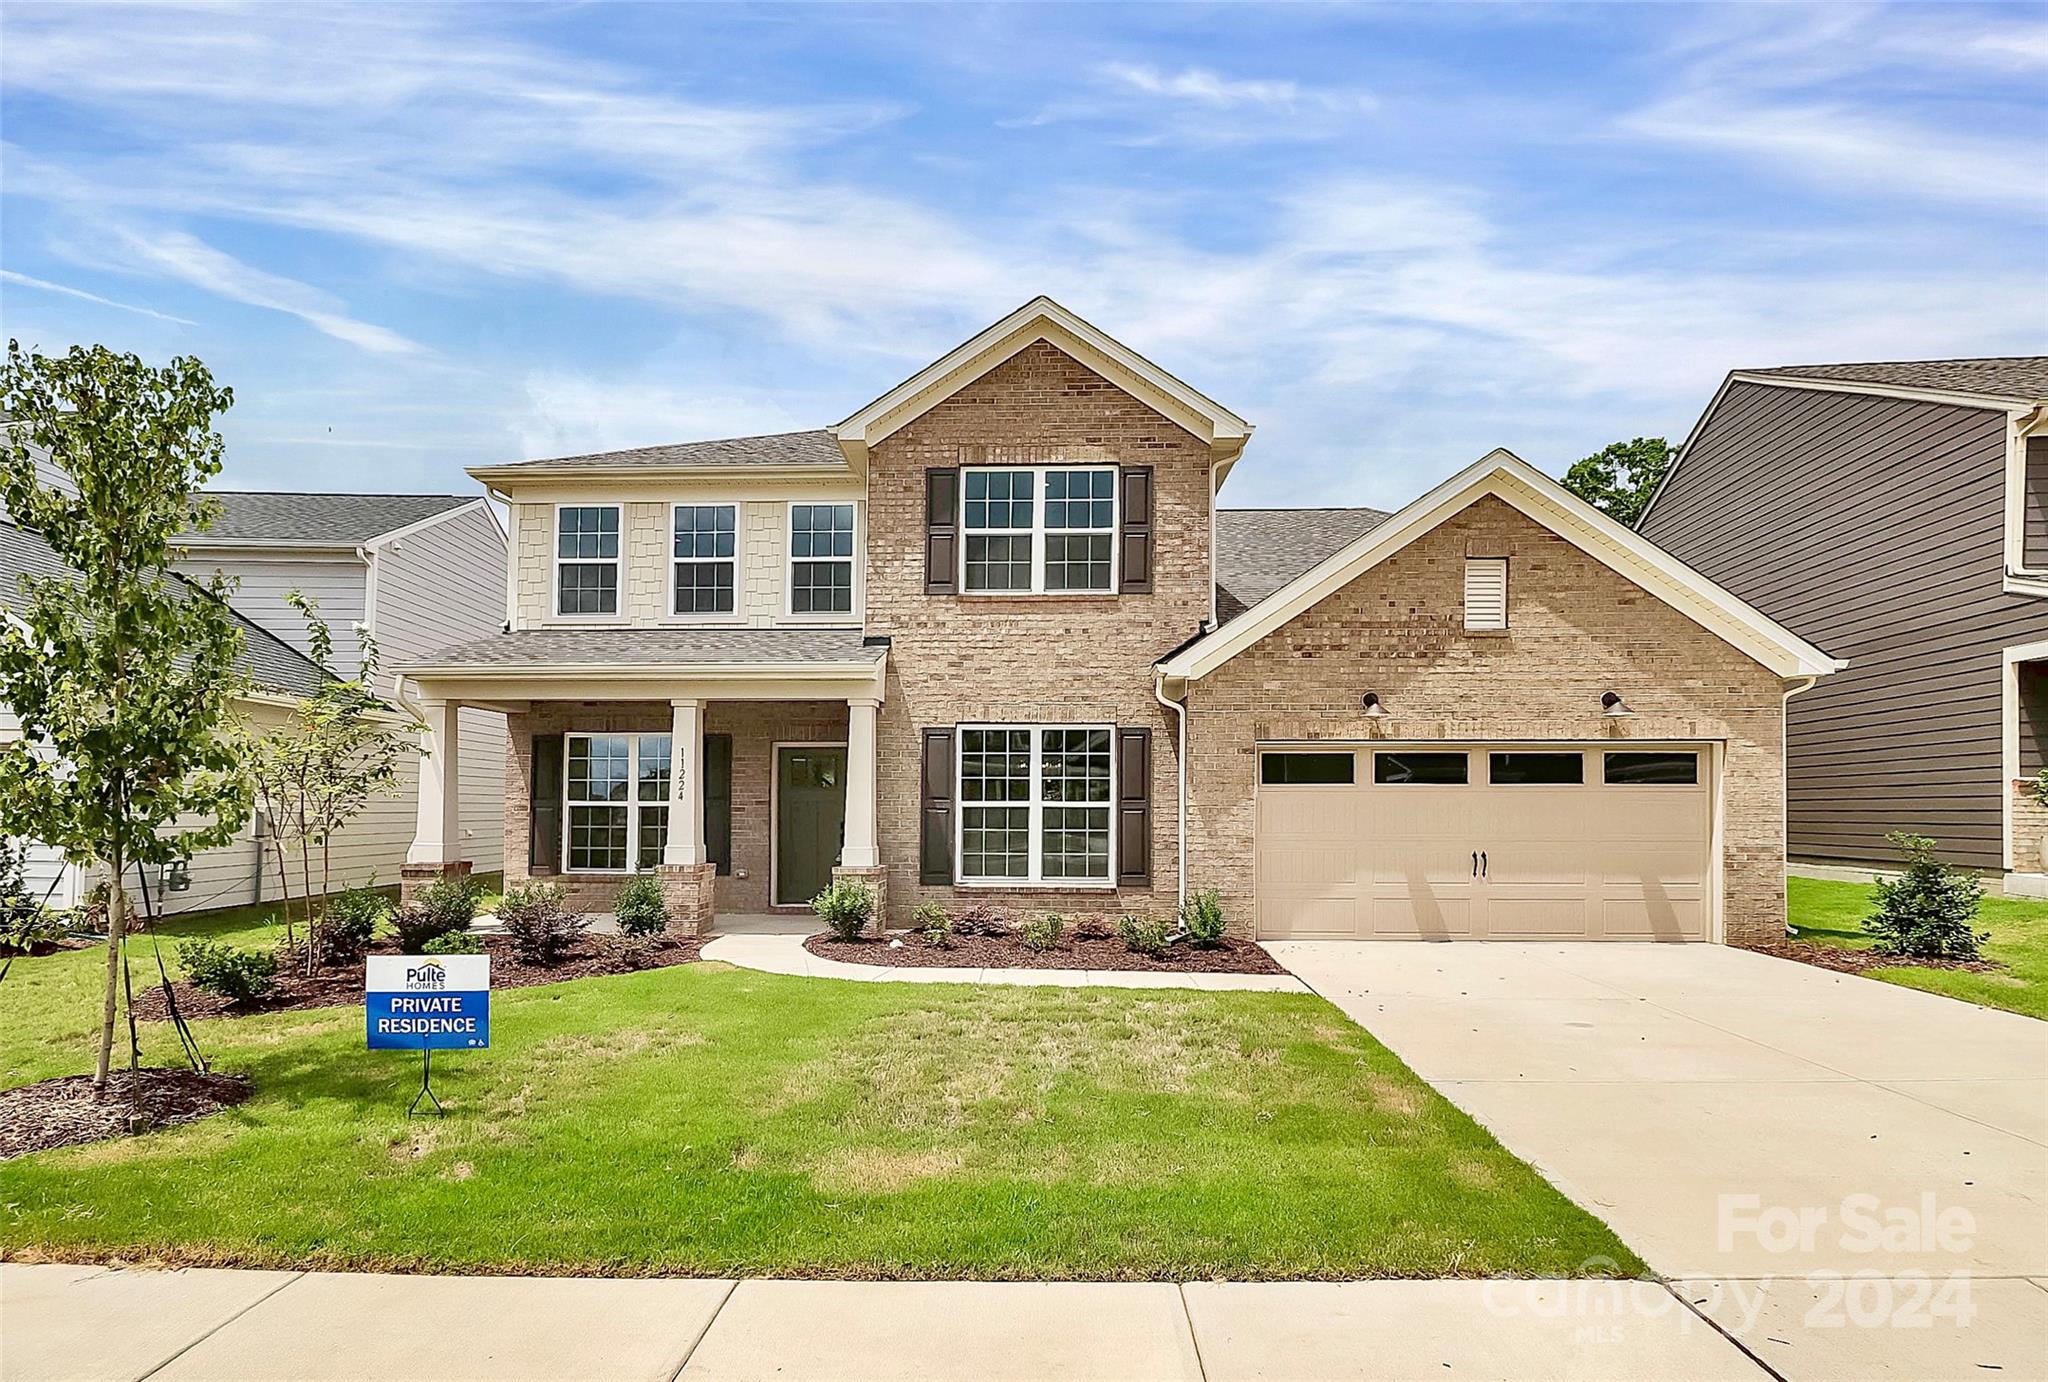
[
  {"x1": 1160, "y1": 449, "x2": 1845, "y2": 684},
  {"x1": 830, "y1": 296, "x2": 1252, "y2": 470},
  {"x1": 362, "y1": 497, "x2": 500, "y2": 551}
]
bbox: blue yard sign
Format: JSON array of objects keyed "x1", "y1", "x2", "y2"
[{"x1": 367, "y1": 954, "x2": 490, "y2": 1051}]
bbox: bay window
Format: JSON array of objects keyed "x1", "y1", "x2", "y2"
[
  {"x1": 957, "y1": 725, "x2": 1113, "y2": 883},
  {"x1": 564, "y1": 733, "x2": 671, "y2": 872},
  {"x1": 962, "y1": 466, "x2": 1116, "y2": 593}
]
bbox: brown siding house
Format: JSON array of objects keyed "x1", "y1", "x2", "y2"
[{"x1": 1638, "y1": 359, "x2": 2048, "y2": 883}]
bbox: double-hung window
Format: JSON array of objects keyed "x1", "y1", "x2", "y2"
[
  {"x1": 564, "y1": 733, "x2": 671, "y2": 872},
  {"x1": 789, "y1": 503, "x2": 855, "y2": 614},
  {"x1": 673, "y1": 505, "x2": 736, "y2": 615},
  {"x1": 957, "y1": 725, "x2": 1113, "y2": 883},
  {"x1": 556, "y1": 505, "x2": 621, "y2": 615},
  {"x1": 962, "y1": 466, "x2": 1116, "y2": 593}
]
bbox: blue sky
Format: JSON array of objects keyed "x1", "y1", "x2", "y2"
[{"x1": 1, "y1": 2, "x2": 2043, "y2": 508}]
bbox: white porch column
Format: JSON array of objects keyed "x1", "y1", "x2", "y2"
[
  {"x1": 841, "y1": 696, "x2": 881, "y2": 868},
  {"x1": 406, "y1": 698, "x2": 462, "y2": 864},
  {"x1": 663, "y1": 698, "x2": 706, "y2": 867}
]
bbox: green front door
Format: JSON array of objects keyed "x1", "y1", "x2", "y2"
[{"x1": 776, "y1": 746, "x2": 847, "y2": 906}]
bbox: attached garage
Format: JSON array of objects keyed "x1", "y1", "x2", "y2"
[{"x1": 1254, "y1": 743, "x2": 1711, "y2": 941}]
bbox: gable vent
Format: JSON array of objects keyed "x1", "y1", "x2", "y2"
[{"x1": 1464, "y1": 557, "x2": 1508, "y2": 631}]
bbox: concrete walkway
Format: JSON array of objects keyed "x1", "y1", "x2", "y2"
[
  {"x1": 3, "y1": 1263, "x2": 1780, "y2": 1381},
  {"x1": 1271, "y1": 941, "x2": 2048, "y2": 1378},
  {"x1": 701, "y1": 925, "x2": 1309, "y2": 992}
]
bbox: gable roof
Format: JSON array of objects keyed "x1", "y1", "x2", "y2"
[
  {"x1": 193, "y1": 492, "x2": 481, "y2": 547},
  {"x1": 468, "y1": 429, "x2": 845, "y2": 483},
  {"x1": 1743, "y1": 357, "x2": 2048, "y2": 403},
  {"x1": 1159, "y1": 450, "x2": 1843, "y2": 685},
  {"x1": 1215, "y1": 506, "x2": 1391, "y2": 624},
  {"x1": 0, "y1": 520, "x2": 330, "y2": 699},
  {"x1": 830, "y1": 296, "x2": 1253, "y2": 477}
]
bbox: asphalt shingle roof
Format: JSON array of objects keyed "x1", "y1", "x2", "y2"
[
  {"x1": 401, "y1": 626, "x2": 886, "y2": 672},
  {"x1": 488, "y1": 429, "x2": 846, "y2": 472},
  {"x1": 0, "y1": 521, "x2": 329, "y2": 698},
  {"x1": 1214, "y1": 506, "x2": 1392, "y2": 624},
  {"x1": 196, "y1": 492, "x2": 477, "y2": 545},
  {"x1": 1747, "y1": 357, "x2": 2048, "y2": 401}
]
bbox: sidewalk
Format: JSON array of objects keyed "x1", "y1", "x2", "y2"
[{"x1": 2, "y1": 1263, "x2": 1776, "y2": 1381}]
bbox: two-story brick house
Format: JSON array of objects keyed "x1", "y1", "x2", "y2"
[{"x1": 396, "y1": 299, "x2": 1839, "y2": 945}]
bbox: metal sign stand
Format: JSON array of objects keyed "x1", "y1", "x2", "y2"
[{"x1": 408, "y1": 1045, "x2": 445, "y2": 1118}]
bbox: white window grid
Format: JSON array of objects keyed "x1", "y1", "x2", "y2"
[
  {"x1": 672, "y1": 504, "x2": 738, "y2": 617},
  {"x1": 563, "y1": 733, "x2": 671, "y2": 873},
  {"x1": 787, "y1": 501, "x2": 857, "y2": 617},
  {"x1": 554, "y1": 504, "x2": 622, "y2": 618},
  {"x1": 955, "y1": 724, "x2": 1115, "y2": 885},
  {"x1": 960, "y1": 466, "x2": 1118, "y2": 594}
]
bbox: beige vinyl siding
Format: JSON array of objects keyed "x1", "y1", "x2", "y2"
[
  {"x1": 368, "y1": 504, "x2": 508, "y2": 873},
  {"x1": 175, "y1": 554, "x2": 371, "y2": 676},
  {"x1": 1641, "y1": 381, "x2": 2048, "y2": 869}
]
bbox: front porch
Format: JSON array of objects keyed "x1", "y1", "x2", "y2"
[{"x1": 397, "y1": 631, "x2": 891, "y2": 936}]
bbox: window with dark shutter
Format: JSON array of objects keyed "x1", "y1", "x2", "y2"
[
  {"x1": 926, "y1": 468, "x2": 959, "y2": 594},
  {"x1": 1118, "y1": 466, "x2": 1153, "y2": 594},
  {"x1": 704, "y1": 733, "x2": 733, "y2": 874},
  {"x1": 1116, "y1": 726, "x2": 1151, "y2": 886},
  {"x1": 920, "y1": 727, "x2": 955, "y2": 883},
  {"x1": 529, "y1": 734, "x2": 564, "y2": 873}
]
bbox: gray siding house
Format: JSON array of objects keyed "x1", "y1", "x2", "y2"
[{"x1": 1638, "y1": 358, "x2": 2048, "y2": 888}]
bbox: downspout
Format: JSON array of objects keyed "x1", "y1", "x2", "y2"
[
  {"x1": 1778, "y1": 675, "x2": 1820, "y2": 934},
  {"x1": 1153, "y1": 669, "x2": 1189, "y2": 911}
]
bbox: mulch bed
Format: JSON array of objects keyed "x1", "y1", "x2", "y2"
[
  {"x1": 0, "y1": 1068, "x2": 251, "y2": 1160},
  {"x1": 806, "y1": 927, "x2": 1287, "y2": 974},
  {"x1": 131, "y1": 932, "x2": 705, "y2": 1022},
  {"x1": 1746, "y1": 937, "x2": 2006, "y2": 977}
]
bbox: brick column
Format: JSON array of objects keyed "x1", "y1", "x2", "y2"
[
  {"x1": 830, "y1": 864, "x2": 889, "y2": 936},
  {"x1": 656, "y1": 861, "x2": 717, "y2": 936}
]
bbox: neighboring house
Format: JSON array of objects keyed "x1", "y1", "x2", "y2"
[
  {"x1": 175, "y1": 492, "x2": 510, "y2": 879},
  {"x1": 0, "y1": 520, "x2": 346, "y2": 915},
  {"x1": 1638, "y1": 359, "x2": 2048, "y2": 892},
  {"x1": 396, "y1": 297, "x2": 1837, "y2": 945}
]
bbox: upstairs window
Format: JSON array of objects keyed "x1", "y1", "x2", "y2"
[
  {"x1": 556, "y1": 505, "x2": 621, "y2": 616},
  {"x1": 962, "y1": 466, "x2": 1116, "y2": 593},
  {"x1": 1464, "y1": 557, "x2": 1508, "y2": 631},
  {"x1": 672, "y1": 505, "x2": 737, "y2": 615},
  {"x1": 789, "y1": 503, "x2": 856, "y2": 614}
]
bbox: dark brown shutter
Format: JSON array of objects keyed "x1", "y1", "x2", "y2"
[
  {"x1": 920, "y1": 727, "x2": 955, "y2": 884},
  {"x1": 1116, "y1": 726, "x2": 1151, "y2": 886},
  {"x1": 529, "y1": 734, "x2": 563, "y2": 874},
  {"x1": 1119, "y1": 465, "x2": 1153, "y2": 594},
  {"x1": 704, "y1": 733, "x2": 733, "y2": 875},
  {"x1": 926, "y1": 468, "x2": 960, "y2": 594}
]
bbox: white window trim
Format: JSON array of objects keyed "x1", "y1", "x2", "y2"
[
  {"x1": 670, "y1": 502, "x2": 741, "y2": 622},
  {"x1": 552, "y1": 503, "x2": 625, "y2": 622},
  {"x1": 562, "y1": 732, "x2": 671, "y2": 874},
  {"x1": 954, "y1": 722, "x2": 1116, "y2": 887},
  {"x1": 959, "y1": 464, "x2": 1119, "y2": 596},
  {"x1": 784, "y1": 499, "x2": 861, "y2": 621}
]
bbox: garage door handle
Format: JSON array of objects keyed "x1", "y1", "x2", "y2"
[
  {"x1": 1481, "y1": 851, "x2": 1488, "y2": 878},
  {"x1": 1471, "y1": 851, "x2": 1478, "y2": 877}
]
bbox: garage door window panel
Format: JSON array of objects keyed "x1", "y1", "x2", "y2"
[
  {"x1": 1261, "y1": 752, "x2": 1356, "y2": 785},
  {"x1": 1374, "y1": 751, "x2": 1469, "y2": 785},
  {"x1": 1489, "y1": 752, "x2": 1585, "y2": 785},
  {"x1": 1605, "y1": 751, "x2": 1699, "y2": 785}
]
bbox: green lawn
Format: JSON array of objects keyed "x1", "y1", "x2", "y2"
[
  {"x1": 0, "y1": 910, "x2": 1640, "y2": 1281},
  {"x1": 1788, "y1": 877, "x2": 2048, "y2": 1020}
]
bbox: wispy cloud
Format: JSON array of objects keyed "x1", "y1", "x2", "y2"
[
  {"x1": 1099, "y1": 64, "x2": 1325, "y2": 110},
  {"x1": 0, "y1": 268, "x2": 196, "y2": 325}
]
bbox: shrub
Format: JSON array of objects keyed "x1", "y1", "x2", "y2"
[
  {"x1": 614, "y1": 875, "x2": 669, "y2": 937},
  {"x1": 421, "y1": 930, "x2": 484, "y2": 956},
  {"x1": 1116, "y1": 913, "x2": 1172, "y2": 958},
  {"x1": 1178, "y1": 890, "x2": 1226, "y2": 948},
  {"x1": 915, "y1": 900, "x2": 954, "y2": 948},
  {"x1": 178, "y1": 937, "x2": 277, "y2": 1004},
  {"x1": 811, "y1": 878, "x2": 875, "y2": 942},
  {"x1": 1022, "y1": 913, "x2": 1065, "y2": 951},
  {"x1": 953, "y1": 903, "x2": 1008, "y2": 937},
  {"x1": 0, "y1": 902, "x2": 64, "y2": 955},
  {"x1": 497, "y1": 882, "x2": 588, "y2": 965},
  {"x1": 317, "y1": 885, "x2": 389, "y2": 967},
  {"x1": 392, "y1": 874, "x2": 482, "y2": 951},
  {"x1": 1865, "y1": 832, "x2": 1986, "y2": 961}
]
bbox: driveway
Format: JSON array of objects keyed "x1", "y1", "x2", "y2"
[{"x1": 1271, "y1": 941, "x2": 2048, "y2": 1377}]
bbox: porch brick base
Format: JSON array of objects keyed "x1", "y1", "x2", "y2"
[
  {"x1": 830, "y1": 864, "x2": 888, "y2": 938},
  {"x1": 656, "y1": 862, "x2": 718, "y2": 937},
  {"x1": 400, "y1": 861, "x2": 471, "y2": 907}
]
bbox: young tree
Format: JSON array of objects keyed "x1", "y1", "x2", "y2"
[
  {"x1": 1562, "y1": 437, "x2": 1674, "y2": 526},
  {"x1": 0, "y1": 341, "x2": 250, "y2": 1090},
  {"x1": 244, "y1": 591, "x2": 420, "y2": 973}
]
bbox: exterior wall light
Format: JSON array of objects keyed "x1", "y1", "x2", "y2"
[
  {"x1": 1362, "y1": 692, "x2": 1387, "y2": 718},
  {"x1": 1601, "y1": 691, "x2": 1634, "y2": 718}
]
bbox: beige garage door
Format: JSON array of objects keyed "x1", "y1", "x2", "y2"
[{"x1": 1255, "y1": 744, "x2": 1710, "y2": 941}]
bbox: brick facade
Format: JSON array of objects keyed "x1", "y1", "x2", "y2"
[
  {"x1": 862, "y1": 340, "x2": 1205, "y2": 926},
  {"x1": 2011, "y1": 778, "x2": 2047, "y2": 874},
  {"x1": 1187, "y1": 495, "x2": 1790, "y2": 944}
]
